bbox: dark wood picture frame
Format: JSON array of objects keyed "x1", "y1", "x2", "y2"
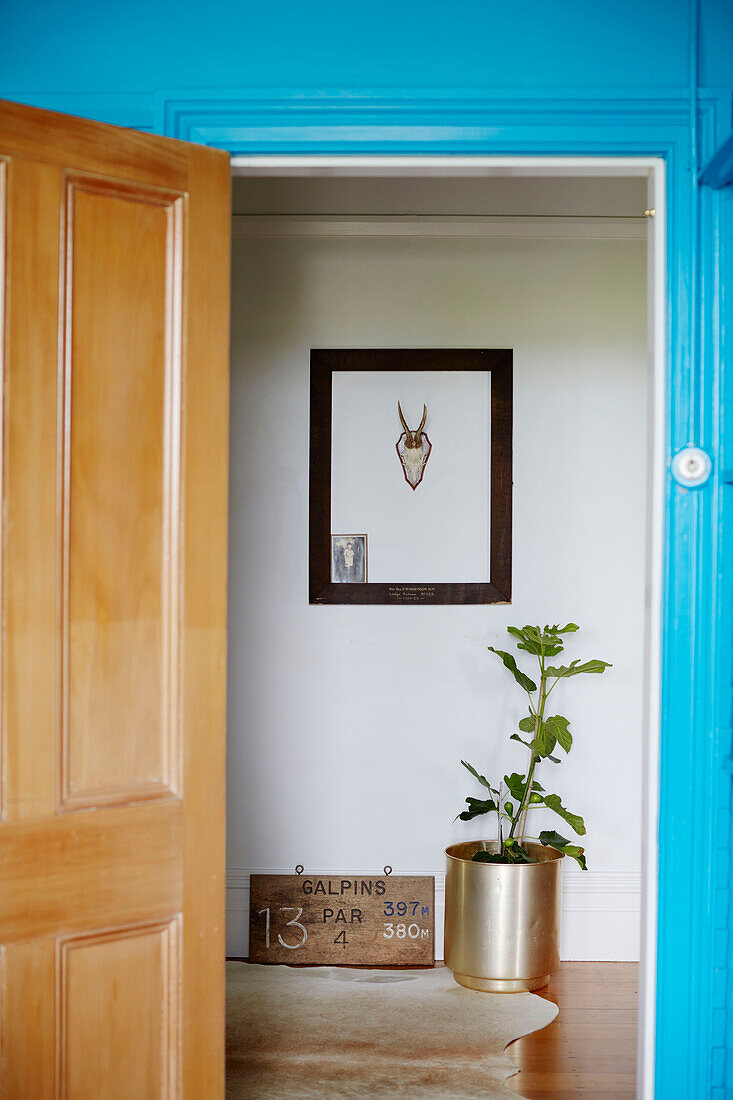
[{"x1": 309, "y1": 349, "x2": 512, "y2": 605}]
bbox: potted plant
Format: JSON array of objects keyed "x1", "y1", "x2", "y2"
[{"x1": 444, "y1": 622, "x2": 610, "y2": 992}]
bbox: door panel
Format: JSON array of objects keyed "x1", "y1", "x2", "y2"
[
  {"x1": 62, "y1": 177, "x2": 183, "y2": 809},
  {"x1": 0, "y1": 101, "x2": 230, "y2": 1098},
  {"x1": 60, "y1": 920, "x2": 180, "y2": 1100}
]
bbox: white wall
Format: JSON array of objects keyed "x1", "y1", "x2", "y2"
[
  {"x1": 332, "y1": 369, "x2": 491, "y2": 581},
  {"x1": 227, "y1": 221, "x2": 647, "y2": 961}
]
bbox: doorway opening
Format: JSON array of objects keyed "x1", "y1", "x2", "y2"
[{"x1": 225, "y1": 155, "x2": 665, "y2": 1099}]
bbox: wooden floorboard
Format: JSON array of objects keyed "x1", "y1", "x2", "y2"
[{"x1": 505, "y1": 961, "x2": 639, "y2": 1098}]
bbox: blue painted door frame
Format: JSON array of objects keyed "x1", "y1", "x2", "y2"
[{"x1": 162, "y1": 89, "x2": 731, "y2": 1096}]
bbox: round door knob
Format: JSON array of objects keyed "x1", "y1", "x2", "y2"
[{"x1": 671, "y1": 447, "x2": 712, "y2": 487}]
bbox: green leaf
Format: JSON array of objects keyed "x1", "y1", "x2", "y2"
[
  {"x1": 544, "y1": 715, "x2": 572, "y2": 753},
  {"x1": 529, "y1": 624, "x2": 571, "y2": 656},
  {"x1": 542, "y1": 794, "x2": 586, "y2": 835},
  {"x1": 539, "y1": 829, "x2": 588, "y2": 870},
  {"x1": 545, "y1": 659, "x2": 580, "y2": 677},
  {"x1": 459, "y1": 796, "x2": 498, "y2": 822},
  {"x1": 544, "y1": 623, "x2": 579, "y2": 635},
  {"x1": 545, "y1": 659, "x2": 612, "y2": 679},
  {"x1": 514, "y1": 640, "x2": 538, "y2": 654},
  {"x1": 503, "y1": 772, "x2": 528, "y2": 802},
  {"x1": 532, "y1": 721, "x2": 557, "y2": 758},
  {"x1": 518, "y1": 641, "x2": 563, "y2": 657},
  {"x1": 539, "y1": 829, "x2": 569, "y2": 847},
  {"x1": 472, "y1": 851, "x2": 511, "y2": 864},
  {"x1": 518, "y1": 717, "x2": 558, "y2": 758},
  {"x1": 509, "y1": 624, "x2": 563, "y2": 657},
  {"x1": 488, "y1": 647, "x2": 537, "y2": 693},
  {"x1": 562, "y1": 846, "x2": 587, "y2": 870},
  {"x1": 510, "y1": 733, "x2": 533, "y2": 749},
  {"x1": 461, "y1": 759, "x2": 493, "y2": 790},
  {"x1": 466, "y1": 798, "x2": 496, "y2": 811}
]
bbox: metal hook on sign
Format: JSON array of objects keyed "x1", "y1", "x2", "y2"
[
  {"x1": 383, "y1": 865, "x2": 393, "y2": 877},
  {"x1": 295, "y1": 865, "x2": 304, "y2": 875}
]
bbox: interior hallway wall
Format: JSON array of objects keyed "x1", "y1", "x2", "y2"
[{"x1": 226, "y1": 220, "x2": 647, "y2": 960}]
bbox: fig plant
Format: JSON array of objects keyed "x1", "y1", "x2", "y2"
[{"x1": 457, "y1": 623, "x2": 610, "y2": 869}]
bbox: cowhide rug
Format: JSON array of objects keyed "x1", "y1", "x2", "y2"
[{"x1": 226, "y1": 962, "x2": 557, "y2": 1098}]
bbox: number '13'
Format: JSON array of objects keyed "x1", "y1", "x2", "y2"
[{"x1": 258, "y1": 907, "x2": 308, "y2": 949}]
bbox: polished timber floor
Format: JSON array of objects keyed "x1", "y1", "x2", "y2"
[{"x1": 506, "y1": 962, "x2": 639, "y2": 1098}]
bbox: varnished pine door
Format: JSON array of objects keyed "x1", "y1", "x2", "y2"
[{"x1": 0, "y1": 100, "x2": 230, "y2": 1097}]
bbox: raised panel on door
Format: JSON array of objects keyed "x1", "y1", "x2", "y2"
[
  {"x1": 61, "y1": 176, "x2": 184, "y2": 810},
  {"x1": 58, "y1": 920, "x2": 181, "y2": 1099}
]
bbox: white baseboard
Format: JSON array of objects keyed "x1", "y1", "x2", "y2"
[{"x1": 226, "y1": 867, "x2": 641, "y2": 962}]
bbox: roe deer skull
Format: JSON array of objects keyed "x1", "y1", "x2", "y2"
[{"x1": 396, "y1": 402, "x2": 432, "y2": 490}]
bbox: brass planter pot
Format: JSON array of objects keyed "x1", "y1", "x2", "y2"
[{"x1": 444, "y1": 840, "x2": 563, "y2": 993}]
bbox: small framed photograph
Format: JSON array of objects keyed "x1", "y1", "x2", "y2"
[{"x1": 331, "y1": 534, "x2": 368, "y2": 583}]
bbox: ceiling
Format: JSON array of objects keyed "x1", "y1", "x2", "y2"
[{"x1": 231, "y1": 174, "x2": 647, "y2": 219}]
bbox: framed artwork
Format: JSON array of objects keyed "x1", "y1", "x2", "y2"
[
  {"x1": 309, "y1": 348, "x2": 513, "y2": 605},
  {"x1": 331, "y1": 534, "x2": 368, "y2": 583}
]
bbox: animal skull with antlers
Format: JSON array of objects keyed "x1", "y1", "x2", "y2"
[{"x1": 396, "y1": 402, "x2": 432, "y2": 489}]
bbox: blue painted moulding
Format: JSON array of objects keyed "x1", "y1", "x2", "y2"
[{"x1": 700, "y1": 131, "x2": 733, "y2": 188}]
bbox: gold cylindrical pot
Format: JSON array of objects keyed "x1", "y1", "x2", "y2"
[{"x1": 444, "y1": 840, "x2": 562, "y2": 992}]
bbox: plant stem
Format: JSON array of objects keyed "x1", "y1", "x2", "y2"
[{"x1": 511, "y1": 651, "x2": 546, "y2": 841}]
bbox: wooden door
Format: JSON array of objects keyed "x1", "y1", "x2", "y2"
[{"x1": 0, "y1": 100, "x2": 230, "y2": 1097}]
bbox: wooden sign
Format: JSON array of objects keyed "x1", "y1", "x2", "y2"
[{"x1": 249, "y1": 873, "x2": 435, "y2": 965}]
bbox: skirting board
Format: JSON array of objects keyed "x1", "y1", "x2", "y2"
[{"x1": 226, "y1": 868, "x2": 641, "y2": 962}]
